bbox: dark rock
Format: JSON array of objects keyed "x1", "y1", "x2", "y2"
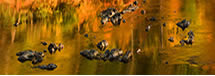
[
  {"x1": 180, "y1": 40, "x2": 186, "y2": 46},
  {"x1": 48, "y1": 43, "x2": 58, "y2": 54},
  {"x1": 108, "y1": 49, "x2": 123, "y2": 61},
  {"x1": 176, "y1": 19, "x2": 190, "y2": 31},
  {"x1": 163, "y1": 23, "x2": 166, "y2": 27},
  {"x1": 80, "y1": 49, "x2": 100, "y2": 60},
  {"x1": 101, "y1": 50, "x2": 110, "y2": 61},
  {"x1": 58, "y1": 43, "x2": 64, "y2": 51},
  {"x1": 41, "y1": 41, "x2": 48, "y2": 46},
  {"x1": 133, "y1": 1, "x2": 138, "y2": 5},
  {"x1": 168, "y1": 37, "x2": 174, "y2": 42},
  {"x1": 120, "y1": 50, "x2": 133, "y2": 63},
  {"x1": 141, "y1": 10, "x2": 145, "y2": 15},
  {"x1": 16, "y1": 50, "x2": 44, "y2": 64},
  {"x1": 97, "y1": 40, "x2": 109, "y2": 51},
  {"x1": 43, "y1": 50, "x2": 47, "y2": 53},
  {"x1": 84, "y1": 34, "x2": 88, "y2": 38},
  {"x1": 110, "y1": 13, "x2": 123, "y2": 26},
  {"x1": 33, "y1": 63, "x2": 57, "y2": 70},
  {"x1": 123, "y1": 19, "x2": 126, "y2": 23}
]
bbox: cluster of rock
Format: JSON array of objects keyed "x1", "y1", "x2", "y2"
[
  {"x1": 168, "y1": 19, "x2": 194, "y2": 46},
  {"x1": 100, "y1": 1, "x2": 139, "y2": 26},
  {"x1": 80, "y1": 40, "x2": 133, "y2": 63},
  {"x1": 16, "y1": 42, "x2": 64, "y2": 70},
  {"x1": 16, "y1": 50, "x2": 44, "y2": 64}
]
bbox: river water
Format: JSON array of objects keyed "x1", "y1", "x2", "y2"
[{"x1": 0, "y1": 0, "x2": 215, "y2": 75}]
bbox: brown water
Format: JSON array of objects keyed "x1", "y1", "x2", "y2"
[{"x1": 0, "y1": 0, "x2": 215, "y2": 75}]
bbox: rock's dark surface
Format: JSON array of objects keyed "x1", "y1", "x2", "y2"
[
  {"x1": 48, "y1": 43, "x2": 58, "y2": 54},
  {"x1": 33, "y1": 63, "x2": 57, "y2": 70},
  {"x1": 16, "y1": 50, "x2": 44, "y2": 64},
  {"x1": 176, "y1": 19, "x2": 190, "y2": 31},
  {"x1": 97, "y1": 40, "x2": 108, "y2": 51}
]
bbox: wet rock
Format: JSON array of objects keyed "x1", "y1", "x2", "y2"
[
  {"x1": 121, "y1": 3, "x2": 139, "y2": 14},
  {"x1": 120, "y1": 50, "x2": 133, "y2": 63},
  {"x1": 188, "y1": 30, "x2": 194, "y2": 37},
  {"x1": 185, "y1": 37, "x2": 193, "y2": 45},
  {"x1": 176, "y1": 19, "x2": 190, "y2": 31},
  {"x1": 141, "y1": 10, "x2": 145, "y2": 15},
  {"x1": 101, "y1": 50, "x2": 110, "y2": 61},
  {"x1": 100, "y1": 8, "x2": 118, "y2": 19},
  {"x1": 163, "y1": 23, "x2": 166, "y2": 27},
  {"x1": 133, "y1": 1, "x2": 138, "y2": 5},
  {"x1": 97, "y1": 40, "x2": 108, "y2": 51},
  {"x1": 48, "y1": 43, "x2": 58, "y2": 54},
  {"x1": 58, "y1": 43, "x2": 64, "y2": 51},
  {"x1": 110, "y1": 13, "x2": 123, "y2": 26},
  {"x1": 108, "y1": 49, "x2": 123, "y2": 61},
  {"x1": 80, "y1": 49, "x2": 100, "y2": 60},
  {"x1": 100, "y1": 8, "x2": 118, "y2": 25},
  {"x1": 33, "y1": 63, "x2": 57, "y2": 70},
  {"x1": 101, "y1": 17, "x2": 109, "y2": 25},
  {"x1": 145, "y1": 25, "x2": 151, "y2": 32},
  {"x1": 84, "y1": 34, "x2": 88, "y2": 38},
  {"x1": 16, "y1": 50, "x2": 44, "y2": 64},
  {"x1": 41, "y1": 41, "x2": 48, "y2": 46},
  {"x1": 100, "y1": 1, "x2": 138, "y2": 26},
  {"x1": 180, "y1": 31, "x2": 194, "y2": 46},
  {"x1": 168, "y1": 37, "x2": 174, "y2": 42},
  {"x1": 180, "y1": 40, "x2": 186, "y2": 46}
]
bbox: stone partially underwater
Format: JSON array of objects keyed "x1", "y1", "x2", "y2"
[
  {"x1": 80, "y1": 40, "x2": 133, "y2": 63},
  {"x1": 16, "y1": 50, "x2": 44, "y2": 64},
  {"x1": 32, "y1": 63, "x2": 57, "y2": 70},
  {"x1": 100, "y1": 1, "x2": 139, "y2": 26}
]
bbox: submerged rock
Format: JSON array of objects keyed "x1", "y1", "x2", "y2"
[
  {"x1": 16, "y1": 50, "x2": 44, "y2": 64},
  {"x1": 33, "y1": 63, "x2": 57, "y2": 70}
]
